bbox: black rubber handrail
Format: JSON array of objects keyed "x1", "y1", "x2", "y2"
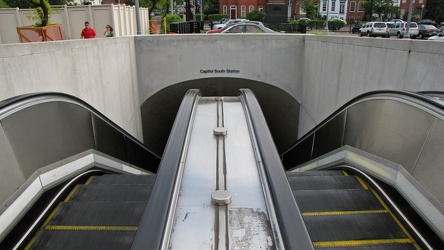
[
  {"x1": 281, "y1": 90, "x2": 444, "y2": 155},
  {"x1": 0, "y1": 92, "x2": 161, "y2": 161},
  {"x1": 239, "y1": 89, "x2": 314, "y2": 250},
  {"x1": 132, "y1": 89, "x2": 201, "y2": 250}
]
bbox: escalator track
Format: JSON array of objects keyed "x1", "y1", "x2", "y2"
[
  {"x1": 287, "y1": 169, "x2": 422, "y2": 249},
  {"x1": 23, "y1": 174, "x2": 155, "y2": 250}
]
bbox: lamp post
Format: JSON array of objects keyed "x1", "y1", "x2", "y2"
[{"x1": 420, "y1": 4, "x2": 424, "y2": 23}]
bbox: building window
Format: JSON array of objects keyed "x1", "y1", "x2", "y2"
[
  {"x1": 358, "y1": 2, "x2": 364, "y2": 11},
  {"x1": 350, "y1": 1, "x2": 355, "y2": 12},
  {"x1": 322, "y1": 1, "x2": 327, "y2": 11},
  {"x1": 401, "y1": 8, "x2": 406, "y2": 16},
  {"x1": 402, "y1": 0, "x2": 406, "y2": 3},
  {"x1": 241, "y1": 5, "x2": 246, "y2": 17},
  {"x1": 249, "y1": 5, "x2": 254, "y2": 12},
  {"x1": 331, "y1": 1, "x2": 335, "y2": 12},
  {"x1": 258, "y1": 6, "x2": 263, "y2": 12},
  {"x1": 223, "y1": 5, "x2": 227, "y2": 14},
  {"x1": 300, "y1": 6, "x2": 306, "y2": 14},
  {"x1": 339, "y1": 2, "x2": 345, "y2": 13}
]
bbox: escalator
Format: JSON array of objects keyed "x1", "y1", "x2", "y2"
[
  {"x1": 1, "y1": 90, "x2": 444, "y2": 249},
  {"x1": 287, "y1": 170, "x2": 419, "y2": 249},
  {"x1": 20, "y1": 174, "x2": 156, "y2": 249}
]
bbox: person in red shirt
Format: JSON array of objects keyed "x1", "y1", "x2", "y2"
[{"x1": 81, "y1": 21, "x2": 96, "y2": 39}]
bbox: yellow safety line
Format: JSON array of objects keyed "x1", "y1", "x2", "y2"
[
  {"x1": 356, "y1": 176, "x2": 369, "y2": 190},
  {"x1": 370, "y1": 188, "x2": 421, "y2": 249},
  {"x1": 24, "y1": 202, "x2": 63, "y2": 250},
  {"x1": 85, "y1": 176, "x2": 94, "y2": 185},
  {"x1": 64, "y1": 184, "x2": 79, "y2": 202},
  {"x1": 313, "y1": 238, "x2": 414, "y2": 248},
  {"x1": 44, "y1": 225, "x2": 138, "y2": 231},
  {"x1": 342, "y1": 170, "x2": 349, "y2": 176},
  {"x1": 303, "y1": 210, "x2": 388, "y2": 216}
]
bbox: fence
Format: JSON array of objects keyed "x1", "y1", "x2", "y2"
[{"x1": 0, "y1": 4, "x2": 150, "y2": 44}]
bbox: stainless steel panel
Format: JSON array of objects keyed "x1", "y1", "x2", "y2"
[
  {"x1": 169, "y1": 97, "x2": 274, "y2": 249},
  {"x1": 344, "y1": 100, "x2": 435, "y2": 173},
  {"x1": 2, "y1": 102, "x2": 95, "y2": 178},
  {"x1": 413, "y1": 118, "x2": 444, "y2": 206}
]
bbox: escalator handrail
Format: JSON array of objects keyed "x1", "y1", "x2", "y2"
[
  {"x1": 239, "y1": 89, "x2": 314, "y2": 250},
  {"x1": 0, "y1": 92, "x2": 161, "y2": 160},
  {"x1": 281, "y1": 90, "x2": 444, "y2": 155},
  {"x1": 131, "y1": 89, "x2": 201, "y2": 250}
]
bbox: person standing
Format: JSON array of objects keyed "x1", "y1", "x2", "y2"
[
  {"x1": 103, "y1": 25, "x2": 114, "y2": 37},
  {"x1": 81, "y1": 21, "x2": 96, "y2": 39}
]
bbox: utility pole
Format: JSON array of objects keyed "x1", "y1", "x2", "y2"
[
  {"x1": 403, "y1": 0, "x2": 414, "y2": 38},
  {"x1": 325, "y1": 0, "x2": 330, "y2": 33}
]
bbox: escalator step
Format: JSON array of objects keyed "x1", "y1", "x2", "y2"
[
  {"x1": 288, "y1": 175, "x2": 365, "y2": 191},
  {"x1": 286, "y1": 170, "x2": 346, "y2": 177},
  {"x1": 48, "y1": 202, "x2": 146, "y2": 226},
  {"x1": 67, "y1": 185, "x2": 152, "y2": 203},
  {"x1": 88, "y1": 174, "x2": 155, "y2": 185},
  {"x1": 303, "y1": 212, "x2": 412, "y2": 242},
  {"x1": 294, "y1": 189, "x2": 385, "y2": 212},
  {"x1": 29, "y1": 230, "x2": 136, "y2": 250}
]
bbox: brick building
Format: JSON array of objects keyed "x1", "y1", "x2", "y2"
[{"x1": 219, "y1": 0, "x2": 427, "y2": 23}]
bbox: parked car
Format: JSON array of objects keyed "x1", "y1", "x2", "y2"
[
  {"x1": 387, "y1": 22, "x2": 419, "y2": 38},
  {"x1": 220, "y1": 23, "x2": 276, "y2": 34},
  {"x1": 213, "y1": 19, "x2": 247, "y2": 30},
  {"x1": 389, "y1": 19, "x2": 404, "y2": 23},
  {"x1": 206, "y1": 23, "x2": 238, "y2": 34},
  {"x1": 210, "y1": 18, "x2": 229, "y2": 30},
  {"x1": 418, "y1": 25, "x2": 439, "y2": 39},
  {"x1": 352, "y1": 24, "x2": 363, "y2": 34},
  {"x1": 359, "y1": 22, "x2": 388, "y2": 37},
  {"x1": 418, "y1": 19, "x2": 437, "y2": 26},
  {"x1": 428, "y1": 30, "x2": 444, "y2": 41}
]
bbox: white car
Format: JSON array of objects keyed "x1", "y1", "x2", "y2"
[
  {"x1": 213, "y1": 19, "x2": 247, "y2": 30},
  {"x1": 428, "y1": 30, "x2": 444, "y2": 41},
  {"x1": 387, "y1": 22, "x2": 419, "y2": 39},
  {"x1": 359, "y1": 22, "x2": 388, "y2": 37}
]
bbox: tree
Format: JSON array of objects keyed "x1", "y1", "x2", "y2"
[
  {"x1": 246, "y1": 10, "x2": 265, "y2": 21},
  {"x1": 298, "y1": 0, "x2": 318, "y2": 19},
  {"x1": 5, "y1": 0, "x2": 63, "y2": 8},
  {"x1": 373, "y1": 0, "x2": 393, "y2": 20},
  {"x1": 203, "y1": 0, "x2": 219, "y2": 15},
  {"x1": 426, "y1": 0, "x2": 444, "y2": 23},
  {"x1": 362, "y1": 0, "x2": 394, "y2": 20},
  {"x1": 0, "y1": 0, "x2": 9, "y2": 7}
]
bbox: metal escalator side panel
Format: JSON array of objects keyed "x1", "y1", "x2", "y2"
[
  {"x1": 166, "y1": 96, "x2": 276, "y2": 248},
  {"x1": 239, "y1": 89, "x2": 314, "y2": 250},
  {"x1": 132, "y1": 89, "x2": 201, "y2": 250}
]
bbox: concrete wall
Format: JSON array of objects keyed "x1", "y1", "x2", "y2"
[
  {"x1": 135, "y1": 34, "x2": 305, "y2": 104},
  {"x1": 299, "y1": 36, "x2": 444, "y2": 137},
  {"x1": 0, "y1": 37, "x2": 143, "y2": 141},
  {"x1": 1, "y1": 34, "x2": 444, "y2": 147},
  {"x1": 135, "y1": 34, "x2": 444, "y2": 140}
]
